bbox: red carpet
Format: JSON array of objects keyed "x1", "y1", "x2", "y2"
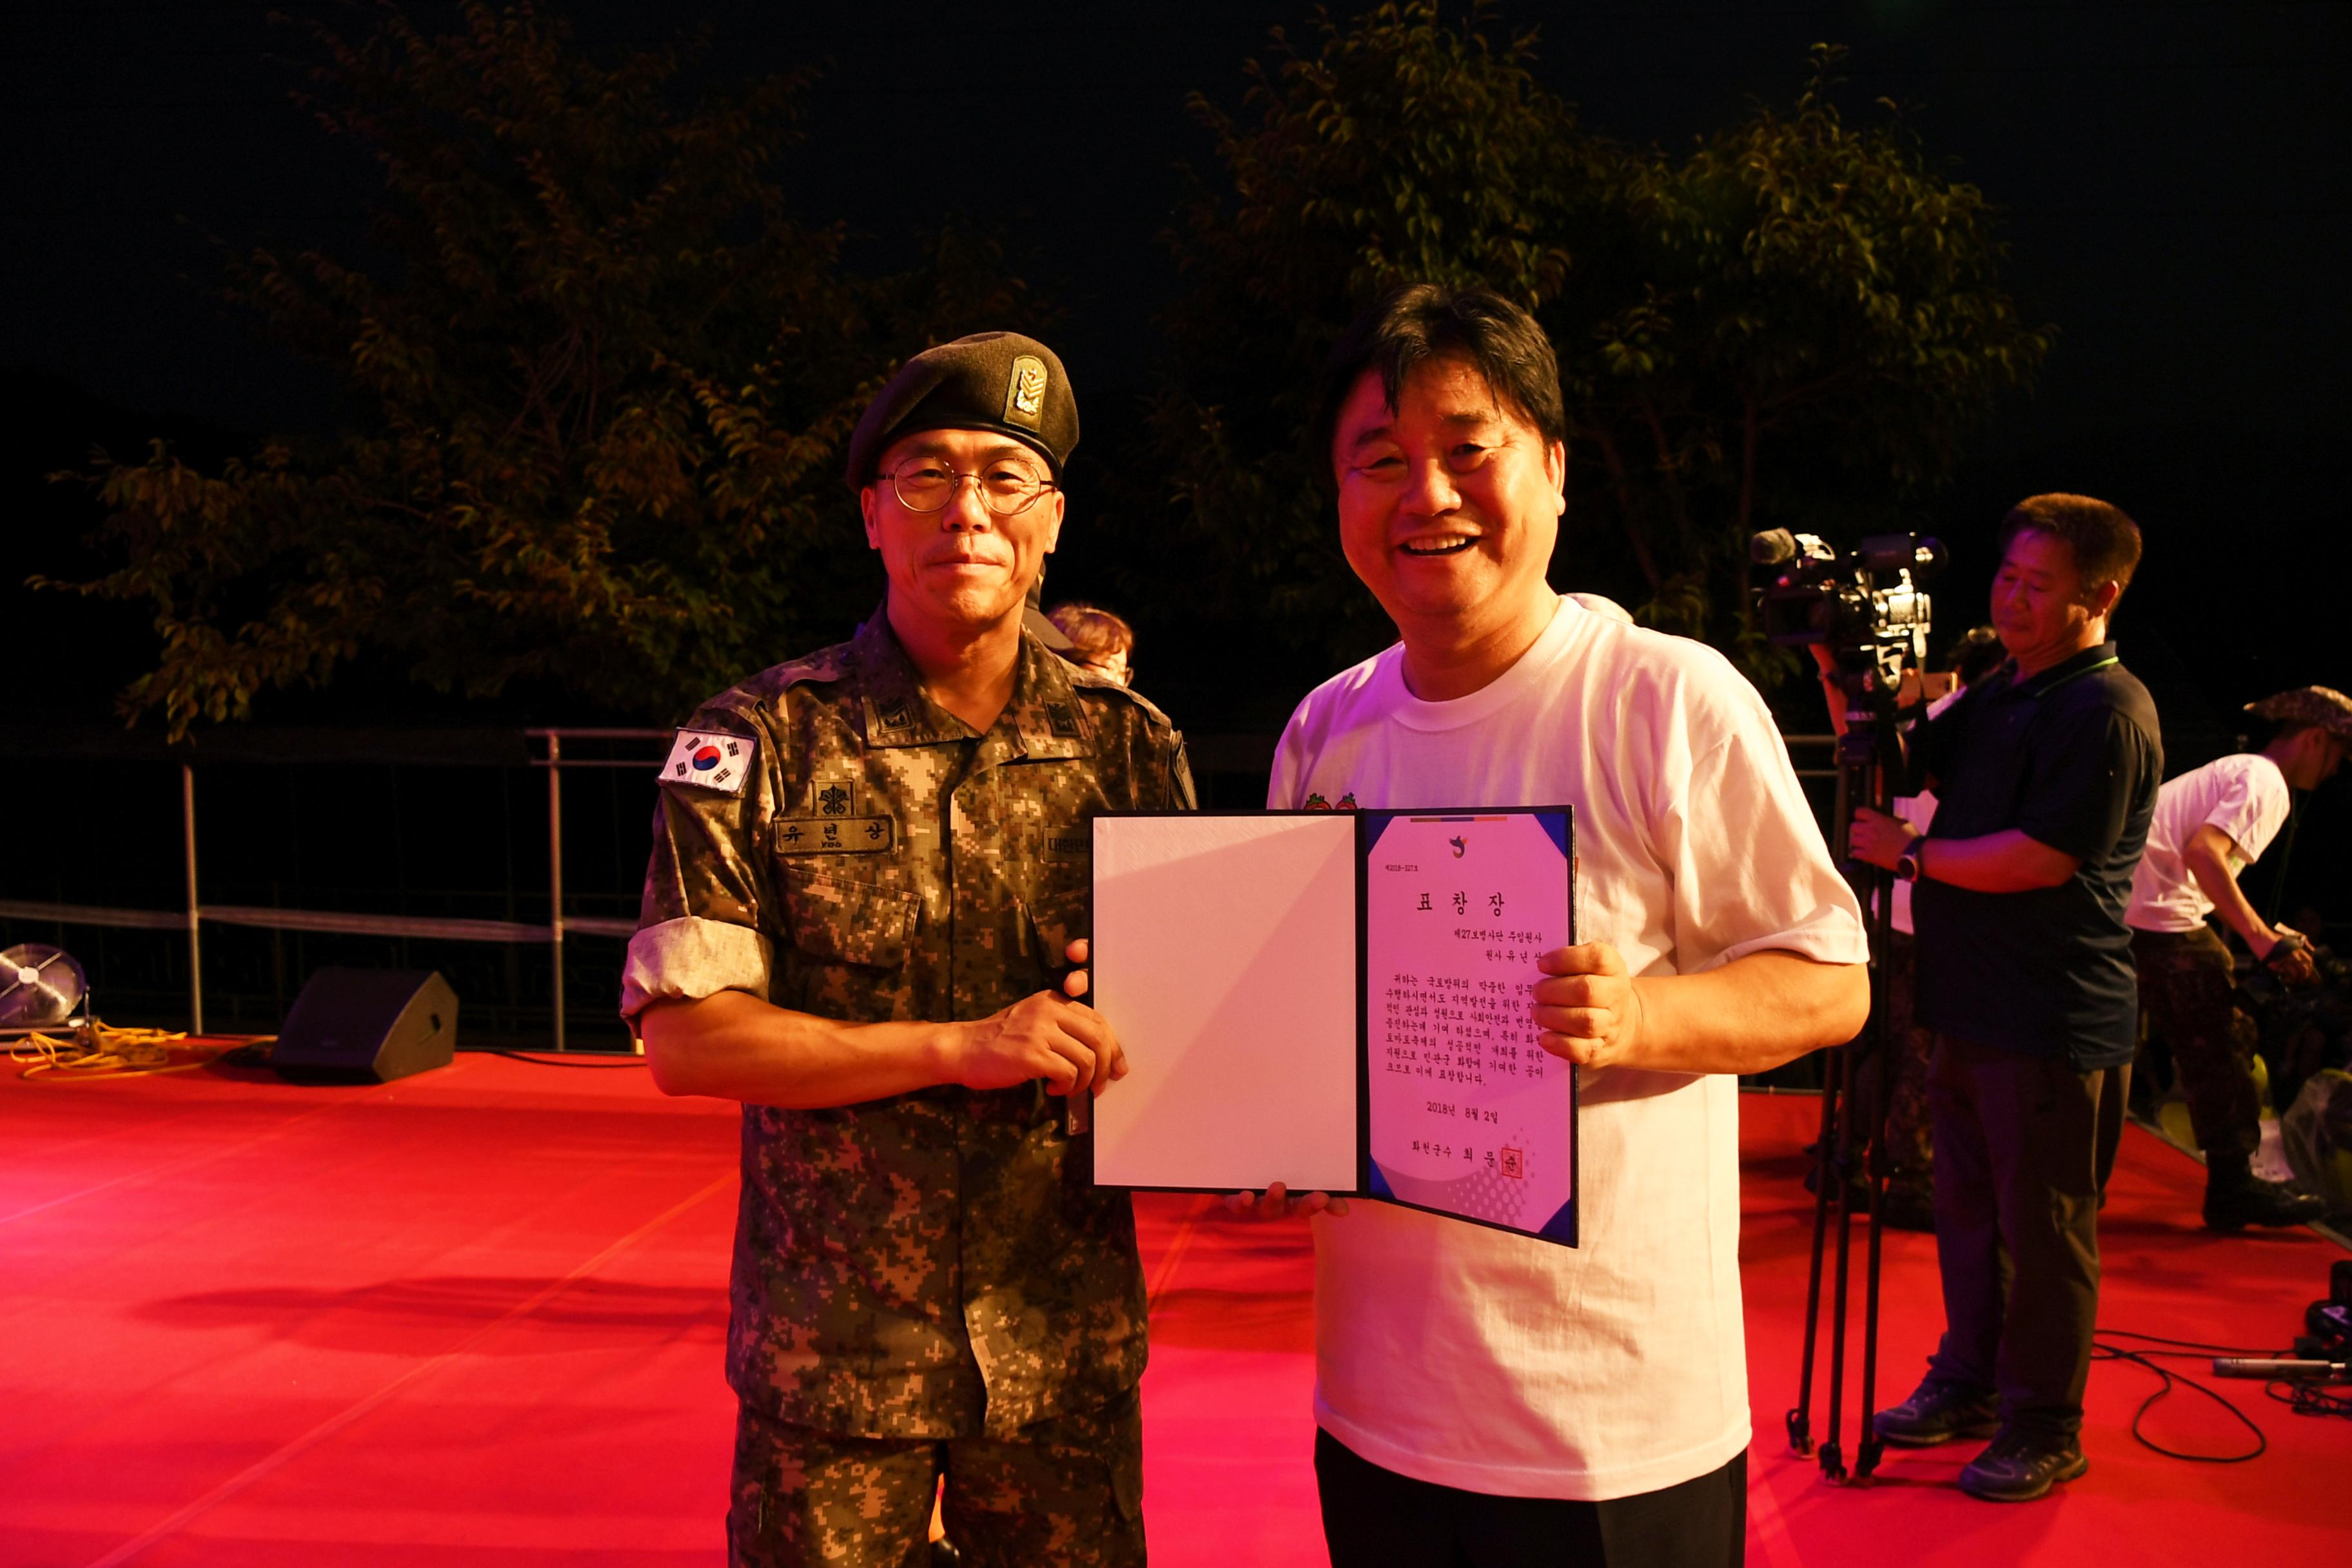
[
  {"x1": 1, "y1": 1055, "x2": 2342, "y2": 1565},
  {"x1": 1741, "y1": 1090, "x2": 2348, "y2": 1565}
]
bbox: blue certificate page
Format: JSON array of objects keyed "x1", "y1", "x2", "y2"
[{"x1": 1362, "y1": 808, "x2": 1577, "y2": 1245}]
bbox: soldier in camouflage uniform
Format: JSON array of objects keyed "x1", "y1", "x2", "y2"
[{"x1": 622, "y1": 333, "x2": 1193, "y2": 1567}]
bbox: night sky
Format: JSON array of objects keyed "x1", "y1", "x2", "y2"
[{"x1": 9, "y1": 0, "x2": 2349, "y2": 746}]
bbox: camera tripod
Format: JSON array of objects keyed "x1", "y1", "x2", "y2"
[{"x1": 1786, "y1": 660, "x2": 1908, "y2": 1484}]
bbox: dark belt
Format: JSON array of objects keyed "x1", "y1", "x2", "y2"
[{"x1": 2128, "y1": 925, "x2": 2218, "y2": 949}]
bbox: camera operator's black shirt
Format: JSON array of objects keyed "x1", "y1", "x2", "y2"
[{"x1": 1911, "y1": 640, "x2": 2161, "y2": 1068}]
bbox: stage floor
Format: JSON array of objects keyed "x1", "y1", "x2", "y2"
[{"x1": 1, "y1": 1052, "x2": 2343, "y2": 1565}]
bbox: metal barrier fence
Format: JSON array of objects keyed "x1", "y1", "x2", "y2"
[
  {"x1": 0, "y1": 727, "x2": 1844, "y2": 1050},
  {"x1": 1784, "y1": 734, "x2": 1835, "y2": 781},
  {"x1": 0, "y1": 727, "x2": 666, "y2": 1051}
]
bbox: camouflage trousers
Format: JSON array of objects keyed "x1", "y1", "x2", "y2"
[
  {"x1": 2133, "y1": 925, "x2": 2262, "y2": 1157},
  {"x1": 727, "y1": 1389, "x2": 1146, "y2": 1568},
  {"x1": 1876, "y1": 930, "x2": 1937, "y2": 1198}
]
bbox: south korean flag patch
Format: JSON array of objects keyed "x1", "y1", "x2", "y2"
[{"x1": 661, "y1": 727, "x2": 757, "y2": 796}]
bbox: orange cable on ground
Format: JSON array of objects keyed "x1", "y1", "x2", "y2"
[{"x1": 10, "y1": 1022, "x2": 257, "y2": 1083}]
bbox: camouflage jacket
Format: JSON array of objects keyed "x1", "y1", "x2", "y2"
[{"x1": 622, "y1": 612, "x2": 1195, "y2": 1438}]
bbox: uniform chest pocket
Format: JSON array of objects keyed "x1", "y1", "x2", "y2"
[{"x1": 779, "y1": 864, "x2": 917, "y2": 968}]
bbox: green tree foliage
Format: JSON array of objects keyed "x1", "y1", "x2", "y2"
[
  {"x1": 1154, "y1": 5, "x2": 2052, "y2": 684},
  {"x1": 1150, "y1": 0, "x2": 1620, "y2": 659},
  {"x1": 1585, "y1": 43, "x2": 2053, "y2": 674},
  {"x1": 48, "y1": 1, "x2": 1030, "y2": 737}
]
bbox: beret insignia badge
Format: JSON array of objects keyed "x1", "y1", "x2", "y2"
[{"x1": 1005, "y1": 355, "x2": 1048, "y2": 427}]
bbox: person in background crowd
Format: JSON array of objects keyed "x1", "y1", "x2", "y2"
[
  {"x1": 623, "y1": 331, "x2": 1191, "y2": 1568},
  {"x1": 1844, "y1": 495, "x2": 2160, "y2": 1503},
  {"x1": 1874, "y1": 625, "x2": 2009, "y2": 1231},
  {"x1": 1046, "y1": 602, "x2": 1135, "y2": 685},
  {"x1": 2125, "y1": 685, "x2": 2352, "y2": 1230},
  {"x1": 1256, "y1": 282, "x2": 1869, "y2": 1567},
  {"x1": 2243, "y1": 906, "x2": 2352, "y2": 1138}
]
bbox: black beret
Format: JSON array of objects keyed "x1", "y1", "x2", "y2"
[{"x1": 843, "y1": 331, "x2": 1079, "y2": 491}]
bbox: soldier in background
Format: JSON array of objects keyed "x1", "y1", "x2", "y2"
[
  {"x1": 621, "y1": 332, "x2": 1193, "y2": 1567},
  {"x1": 2125, "y1": 685, "x2": 2351, "y2": 1230},
  {"x1": 1046, "y1": 602, "x2": 1137, "y2": 685}
]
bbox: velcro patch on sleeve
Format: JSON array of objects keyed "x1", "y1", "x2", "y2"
[{"x1": 660, "y1": 728, "x2": 758, "y2": 796}]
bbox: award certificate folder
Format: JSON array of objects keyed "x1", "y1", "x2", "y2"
[{"x1": 1090, "y1": 807, "x2": 1578, "y2": 1246}]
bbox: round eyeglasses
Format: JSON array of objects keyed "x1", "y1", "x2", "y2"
[{"x1": 883, "y1": 456, "x2": 1057, "y2": 518}]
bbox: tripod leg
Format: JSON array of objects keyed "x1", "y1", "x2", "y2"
[
  {"x1": 1851, "y1": 696, "x2": 1906, "y2": 1484},
  {"x1": 1788, "y1": 1073, "x2": 1840, "y2": 1456},
  {"x1": 1855, "y1": 966, "x2": 1895, "y2": 1481},
  {"x1": 1821, "y1": 1042, "x2": 1859, "y2": 1482},
  {"x1": 1856, "y1": 1161, "x2": 1889, "y2": 1480}
]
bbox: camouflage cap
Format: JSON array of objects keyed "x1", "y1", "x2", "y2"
[
  {"x1": 2246, "y1": 685, "x2": 2352, "y2": 740},
  {"x1": 844, "y1": 331, "x2": 1079, "y2": 489}
]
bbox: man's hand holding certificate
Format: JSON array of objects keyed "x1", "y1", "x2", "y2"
[{"x1": 1532, "y1": 941, "x2": 1646, "y2": 1069}]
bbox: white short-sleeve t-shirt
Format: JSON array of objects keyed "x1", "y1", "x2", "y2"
[
  {"x1": 2125, "y1": 751, "x2": 2291, "y2": 934},
  {"x1": 1269, "y1": 596, "x2": 1868, "y2": 1501}
]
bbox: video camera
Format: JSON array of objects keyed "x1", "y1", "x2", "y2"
[{"x1": 1750, "y1": 530, "x2": 1947, "y2": 686}]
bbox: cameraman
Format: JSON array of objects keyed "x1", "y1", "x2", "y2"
[
  {"x1": 2126, "y1": 687, "x2": 2352, "y2": 1230},
  {"x1": 1831, "y1": 495, "x2": 2161, "y2": 1503}
]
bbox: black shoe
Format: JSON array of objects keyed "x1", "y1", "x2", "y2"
[
  {"x1": 1872, "y1": 1378, "x2": 1999, "y2": 1447},
  {"x1": 2203, "y1": 1165, "x2": 2328, "y2": 1231},
  {"x1": 1955, "y1": 1429, "x2": 2087, "y2": 1502}
]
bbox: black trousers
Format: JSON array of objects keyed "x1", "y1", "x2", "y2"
[
  {"x1": 1924, "y1": 1034, "x2": 2117, "y2": 1440},
  {"x1": 1315, "y1": 1430, "x2": 1745, "y2": 1568}
]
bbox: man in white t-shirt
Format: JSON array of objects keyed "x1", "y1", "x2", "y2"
[
  {"x1": 2126, "y1": 685, "x2": 2352, "y2": 1229},
  {"x1": 1249, "y1": 284, "x2": 1870, "y2": 1567}
]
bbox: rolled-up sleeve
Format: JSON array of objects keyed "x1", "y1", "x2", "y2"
[{"x1": 620, "y1": 916, "x2": 772, "y2": 1021}]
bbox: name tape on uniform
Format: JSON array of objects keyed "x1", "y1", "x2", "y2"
[
  {"x1": 661, "y1": 729, "x2": 757, "y2": 795},
  {"x1": 774, "y1": 816, "x2": 895, "y2": 856}
]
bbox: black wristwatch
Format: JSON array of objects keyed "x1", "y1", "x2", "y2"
[{"x1": 1894, "y1": 842, "x2": 1926, "y2": 884}]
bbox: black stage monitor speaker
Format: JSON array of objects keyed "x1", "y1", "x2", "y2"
[{"x1": 271, "y1": 967, "x2": 458, "y2": 1083}]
